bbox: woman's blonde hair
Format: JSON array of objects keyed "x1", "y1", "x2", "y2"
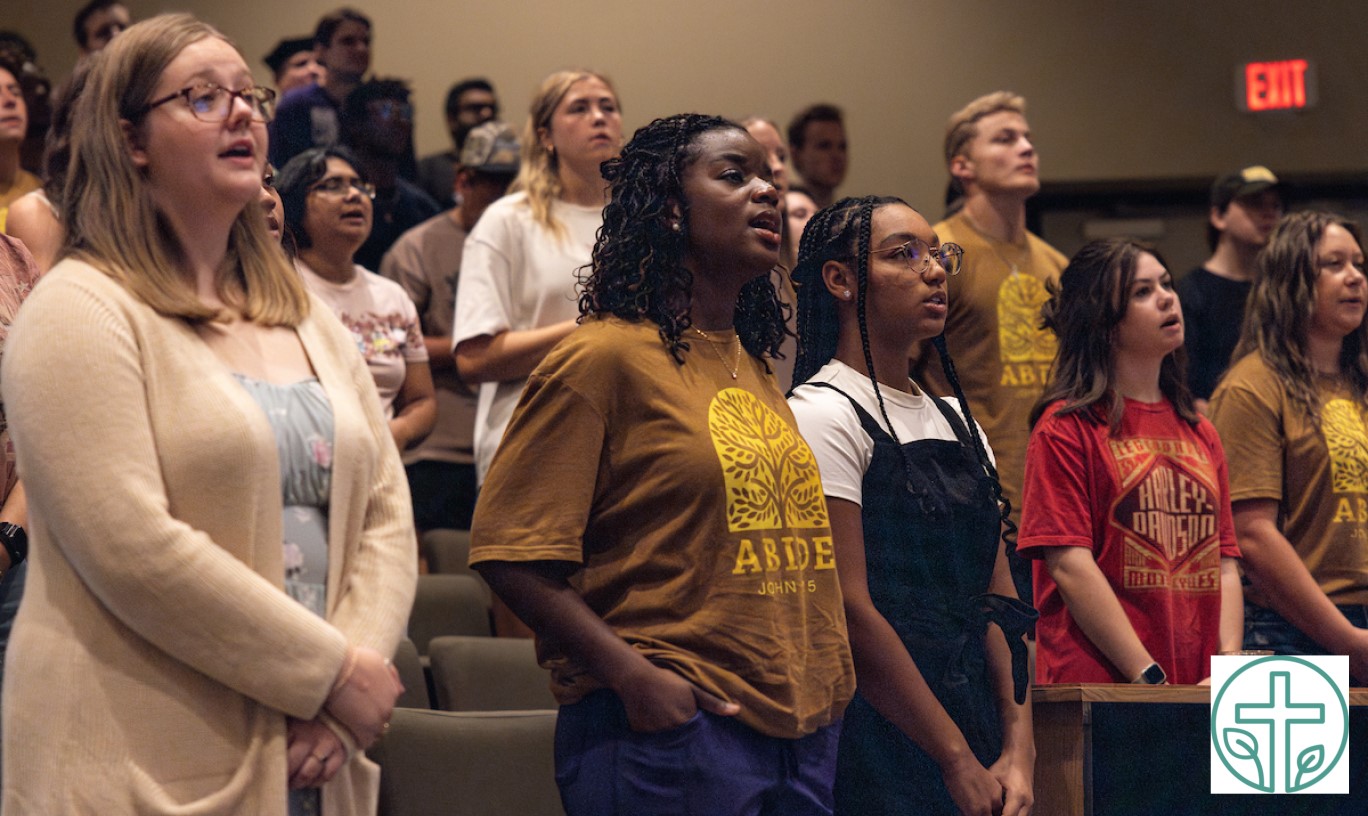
[
  {"x1": 62, "y1": 13, "x2": 309, "y2": 325},
  {"x1": 510, "y1": 69, "x2": 617, "y2": 240}
]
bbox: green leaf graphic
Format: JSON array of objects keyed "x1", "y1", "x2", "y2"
[
  {"x1": 1291, "y1": 744, "x2": 1326, "y2": 791},
  {"x1": 1222, "y1": 728, "x2": 1259, "y2": 760},
  {"x1": 1222, "y1": 728, "x2": 1265, "y2": 789}
]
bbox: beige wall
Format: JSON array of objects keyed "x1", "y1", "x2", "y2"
[{"x1": 13, "y1": 0, "x2": 1368, "y2": 220}]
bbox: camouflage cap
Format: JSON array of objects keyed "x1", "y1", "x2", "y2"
[{"x1": 459, "y1": 120, "x2": 520, "y2": 175}]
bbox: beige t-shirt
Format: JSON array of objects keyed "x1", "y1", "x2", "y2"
[
  {"x1": 469, "y1": 316, "x2": 854, "y2": 739},
  {"x1": 1210, "y1": 353, "x2": 1368, "y2": 605},
  {"x1": 296, "y1": 261, "x2": 428, "y2": 420},
  {"x1": 914, "y1": 211, "x2": 1068, "y2": 523},
  {"x1": 380, "y1": 212, "x2": 477, "y2": 466}
]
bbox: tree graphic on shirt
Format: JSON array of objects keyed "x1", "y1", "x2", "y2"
[
  {"x1": 1322, "y1": 398, "x2": 1368, "y2": 494},
  {"x1": 709, "y1": 389, "x2": 829, "y2": 532},
  {"x1": 996, "y1": 274, "x2": 1056, "y2": 364}
]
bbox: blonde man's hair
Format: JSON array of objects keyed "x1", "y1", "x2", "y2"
[
  {"x1": 943, "y1": 91, "x2": 1027, "y2": 167},
  {"x1": 510, "y1": 69, "x2": 617, "y2": 241},
  {"x1": 63, "y1": 13, "x2": 309, "y2": 325}
]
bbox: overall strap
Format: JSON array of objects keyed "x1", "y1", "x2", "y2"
[
  {"x1": 927, "y1": 395, "x2": 1003, "y2": 483},
  {"x1": 927, "y1": 394, "x2": 975, "y2": 449},
  {"x1": 798, "y1": 381, "x2": 895, "y2": 443}
]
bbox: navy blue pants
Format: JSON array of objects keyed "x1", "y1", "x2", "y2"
[
  {"x1": 1244, "y1": 602, "x2": 1368, "y2": 656},
  {"x1": 554, "y1": 689, "x2": 840, "y2": 816}
]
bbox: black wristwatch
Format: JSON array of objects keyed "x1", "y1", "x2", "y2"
[
  {"x1": 1131, "y1": 662, "x2": 1166, "y2": 685},
  {"x1": 0, "y1": 522, "x2": 27, "y2": 570}
]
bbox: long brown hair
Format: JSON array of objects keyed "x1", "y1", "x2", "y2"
[
  {"x1": 1031, "y1": 238, "x2": 1197, "y2": 432},
  {"x1": 509, "y1": 69, "x2": 617, "y2": 241},
  {"x1": 1234, "y1": 211, "x2": 1368, "y2": 423},
  {"x1": 62, "y1": 13, "x2": 308, "y2": 325}
]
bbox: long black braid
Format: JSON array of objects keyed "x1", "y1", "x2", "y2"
[
  {"x1": 793, "y1": 196, "x2": 940, "y2": 513},
  {"x1": 578, "y1": 113, "x2": 789, "y2": 366},
  {"x1": 932, "y1": 334, "x2": 1019, "y2": 556},
  {"x1": 792, "y1": 197, "x2": 1015, "y2": 549}
]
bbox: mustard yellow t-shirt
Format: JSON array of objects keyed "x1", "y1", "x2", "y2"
[
  {"x1": 913, "y1": 211, "x2": 1068, "y2": 525},
  {"x1": 1209, "y1": 353, "x2": 1368, "y2": 605},
  {"x1": 469, "y1": 315, "x2": 854, "y2": 738}
]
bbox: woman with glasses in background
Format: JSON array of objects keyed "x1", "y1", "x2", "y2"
[
  {"x1": 2, "y1": 16, "x2": 415, "y2": 814},
  {"x1": 277, "y1": 145, "x2": 436, "y2": 454},
  {"x1": 788, "y1": 196, "x2": 1036, "y2": 816}
]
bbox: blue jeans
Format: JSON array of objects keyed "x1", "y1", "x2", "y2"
[
  {"x1": 555, "y1": 689, "x2": 841, "y2": 816},
  {"x1": 1243, "y1": 602, "x2": 1368, "y2": 655},
  {"x1": 0, "y1": 559, "x2": 27, "y2": 787}
]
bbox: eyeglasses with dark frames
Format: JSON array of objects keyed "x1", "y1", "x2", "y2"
[
  {"x1": 869, "y1": 239, "x2": 964, "y2": 277},
  {"x1": 308, "y1": 176, "x2": 377, "y2": 200},
  {"x1": 142, "y1": 83, "x2": 276, "y2": 123}
]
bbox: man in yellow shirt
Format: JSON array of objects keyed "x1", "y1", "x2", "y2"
[{"x1": 912, "y1": 92, "x2": 1068, "y2": 604}]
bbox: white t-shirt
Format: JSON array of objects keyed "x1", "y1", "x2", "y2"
[
  {"x1": 788, "y1": 359, "x2": 994, "y2": 506},
  {"x1": 451, "y1": 191, "x2": 603, "y2": 482},
  {"x1": 296, "y1": 260, "x2": 428, "y2": 418}
]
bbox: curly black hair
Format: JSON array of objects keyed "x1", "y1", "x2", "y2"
[
  {"x1": 578, "y1": 112, "x2": 789, "y2": 366},
  {"x1": 792, "y1": 196, "x2": 1018, "y2": 550}
]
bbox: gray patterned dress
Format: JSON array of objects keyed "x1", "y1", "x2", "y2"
[{"x1": 235, "y1": 374, "x2": 334, "y2": 816}]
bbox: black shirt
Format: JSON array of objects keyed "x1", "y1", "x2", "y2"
[{"x1": 1177, "y1": 266, "x2": 1252, "y2": 399}]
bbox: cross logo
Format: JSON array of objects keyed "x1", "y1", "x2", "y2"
[{"x1": 1211, "y1": 655, "x2": 1349, "y2": 794}]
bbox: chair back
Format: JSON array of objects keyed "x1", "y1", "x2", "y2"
[
  {"x1": 429, "y1": 635, "x2": 556, "y2": 711},
  {"x1": 391, "y1": 637, "x2": 431, "y2": 709},
  {"x1": 369, "y1": 708, "x2": 564, "y2": 816},
  {"x1": 408, "y1": 574, "x2": 491, "y2": 655}
]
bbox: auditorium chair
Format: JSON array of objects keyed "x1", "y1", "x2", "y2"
[
  {"x1": 427, "y1": 635, "x2": 556, "y2": 712},
  {"x1": 406, "y1": 574, "x2": 491, "y2": 657},
  {"x1": 369, "y1": 708, "x2": 563, "y2": 816}
]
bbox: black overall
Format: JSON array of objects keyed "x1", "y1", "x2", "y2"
[{"x1": 811, "y1": 384, "x2": 1035, "y2": 816}]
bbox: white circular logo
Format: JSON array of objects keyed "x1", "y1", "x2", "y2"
[{"x1": 1211, "y1": 656, "x2": 1349, "y2": 793}]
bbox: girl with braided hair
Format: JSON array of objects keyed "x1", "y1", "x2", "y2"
[
  {"x1": 788, "y1": 196, "x2": 1036, "y2": 816},
  {"x1": 469, "y1": 113, "x2": 854, "y2": 814},
  {"x1": 1019, "y1": 239, "x2": 1243, "y2": 689}
]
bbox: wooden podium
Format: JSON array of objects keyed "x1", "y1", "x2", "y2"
[{"x1": 1032, "y1": 684, "x2": 1368, "y2": 815}]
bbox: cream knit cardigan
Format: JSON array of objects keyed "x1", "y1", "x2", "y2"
[{"x1": 0, "y1": 260, "x2": 417, "y2": 815}]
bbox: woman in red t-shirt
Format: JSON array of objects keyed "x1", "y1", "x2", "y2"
[{"x1": 1019, "y1": 238, "x2": 1243, "y2": 686}]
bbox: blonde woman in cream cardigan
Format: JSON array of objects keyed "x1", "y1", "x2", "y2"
[{"x1": 0, "y1": 15, "x2": 415, "y2": 815}]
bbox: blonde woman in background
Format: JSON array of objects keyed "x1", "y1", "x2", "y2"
[{"x1": 453, "y1": 69, "x2": 622, "y2": 488}]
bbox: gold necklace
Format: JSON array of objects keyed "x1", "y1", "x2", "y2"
[
  {"x1": 961, "y1": 212, "x2": 1030, "y2": 275},
  {"x1": 691, "y1": 327, "x2": 741, "y2": 379}
]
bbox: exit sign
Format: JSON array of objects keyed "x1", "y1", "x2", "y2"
[{"x1": 1237, "y1": 59, "x2": 1317, "y2": 112}]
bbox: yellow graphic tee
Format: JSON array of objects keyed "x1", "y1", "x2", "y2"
[
  {"x1": 470, "y1": 316, "x2": 854, "y2": 738},
  {"x1": 1210, "y1": 355, "x2": 1368, "y2": 604},
  {"x1": 914, "y1": 211, "x2": 1067, "y2": 528}
]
